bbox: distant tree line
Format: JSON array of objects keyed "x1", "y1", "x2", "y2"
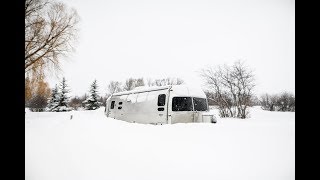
[
  {"x1": 26, "y1": 76, "x2": 184, "y2": 112},
  {"x1": 259, "y1": 92, "x2": 295, "y2": 112},
  {"x1": 26, "y1": 60, "x2": 294, "y2": 116},
  {"x1": 105, "y1": 77, "x2": 184, "y2": 98},
  {"x1": 201, "y1": 60, "x2": 295, "y2": 118}
]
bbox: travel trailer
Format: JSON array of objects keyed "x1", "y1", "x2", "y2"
[{"x1": 104, "y1": 85, "x2": 217, "y2": 125}]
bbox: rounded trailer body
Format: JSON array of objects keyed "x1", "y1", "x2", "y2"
[{"x1": 104, "y1": 85, "x2": 216, "y2": 124}]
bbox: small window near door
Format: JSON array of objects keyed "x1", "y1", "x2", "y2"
[
  {"x1": 158, "y1": 94, "x2": 166, "y2": 106},
  {"x1": 110, "y1": 101, "x2": 115, "y2": 109}
]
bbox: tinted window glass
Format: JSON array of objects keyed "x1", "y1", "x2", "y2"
[
  {"x1": 193, "y1": 97, "x2": 208, "y2": 111},
  {"x1": 158, "y1": 94, "x2": 166, "y2": 106},
  {"x1": 110, "y1": 101, "x2": 115, "y2": 109},
  {"x1": 172, "y1": 97, "x2": 193, "y2": 111}
]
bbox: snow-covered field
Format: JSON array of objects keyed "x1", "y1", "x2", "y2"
[{"x1": 25, "y1": 107, "x2": 295, "y2": 180}]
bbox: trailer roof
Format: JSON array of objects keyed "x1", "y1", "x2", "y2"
[{"x1": 112, "y1": 85, "x2": 171, "y2": 96}]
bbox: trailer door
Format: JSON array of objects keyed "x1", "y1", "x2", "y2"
[
  {"x1": 192, "y1": 97, "x2": 209, "y2": 122},
  {"x1": 108, "y1": 100, "x2": 116, "y2": 118}
]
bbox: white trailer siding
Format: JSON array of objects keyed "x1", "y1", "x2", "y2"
[
  {"x1": 105, "y1": 85, "x2": 216, "y2": 124},
  {"x1": 106, "y1": 87, "x2": 170, "y2": 124}
]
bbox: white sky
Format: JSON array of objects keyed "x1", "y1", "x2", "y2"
[{"x1": 48, "y1": 0, "x2": 295, "y2": 97}]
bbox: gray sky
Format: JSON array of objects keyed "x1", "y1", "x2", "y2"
[{"x1": 49, "y1": 0, "x2": 295, "y2": 97}]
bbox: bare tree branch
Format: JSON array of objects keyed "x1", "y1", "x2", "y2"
[{"x1": 25, "y1": 0, "x2": 79, "y2": 78}]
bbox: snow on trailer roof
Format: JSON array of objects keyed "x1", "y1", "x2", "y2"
[
  {"x1": 111, "y1": 85, "x2": 207, "y2": 98},
  {"x1": 112, "y1": 85, "x2": 171, "y2": 96}
]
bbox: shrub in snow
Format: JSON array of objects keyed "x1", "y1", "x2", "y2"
[
  {"x1": 69, "y1": 96, "x2": 84, "y2": 110},
  {"x1": 201, "y1": 60, "x2": 255, "y2": 119},
  {"x1": 260, "y1": 92, "x2": 295, "y2": 112}
]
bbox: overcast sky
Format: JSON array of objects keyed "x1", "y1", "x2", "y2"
[{"x1": 49, "y1": 0, "x2": 295, "y2": 97}]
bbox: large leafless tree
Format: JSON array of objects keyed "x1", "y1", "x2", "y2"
[
  {"x1": 25, "y1": 0, "x2": 79, "y2": 77},
  {"x1": 200, "y1": 60, "x2": 255, "y2": 119},
  {"x1": 107, "y1": 81, "x2": 122, "y2": 95}
]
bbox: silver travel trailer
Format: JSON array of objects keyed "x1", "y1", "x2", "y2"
[{"x1": 104, "y1": 85, "x2": 217, "y2": 125}]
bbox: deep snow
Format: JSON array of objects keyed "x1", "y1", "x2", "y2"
[{"x1": 25, "y1": 107, "x2": 295, "y2": 180}]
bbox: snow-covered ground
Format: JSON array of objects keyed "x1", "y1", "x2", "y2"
[{"x1": 25, "y1": 107, "x2": 295, "y2": 180}]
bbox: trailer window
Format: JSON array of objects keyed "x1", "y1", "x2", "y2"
[
  {"x1": 172, "y1": 97, "x2": 193, "y2": 111},
  {"x1": 110, "y1": 101, "x2": 115, "y2": 109},
  {"x1": 193, "y1": 97, "x2": 208, "y2": 111},
  {"x1": 158, "y1": 94, "x2": 166, "y2": 106}
]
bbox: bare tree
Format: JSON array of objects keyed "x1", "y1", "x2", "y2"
[
  {"x1": 107, "y1": 81, "x2": 122, "y2": 95},
  {"x1": 123, "y1": 78, "x2": 135, "y2": 91},
  {"x1": 123, "y1": 78, "x2": 145, "y2": 91},
  {"x1": 25, "y1": 0, "x2": 79, "y2": 78},
  {"x1": 249, "y1": 95, "x2": 260, "y2": 106},
  {"x1": 135, "y1": 78, "x2": 145, "y2": 87},
  {"x1": 260, "y1": 92, "x2": 295, "y2": 112},
  {"x1": 201, "y1": 66, "x2": 235, "y2": 117},
  {"x1": 260, "y1": 93, "x2": 276, "y2": 111},
  {"x1": 276, "y1": 92, "x2": 295, "y2": 112},
  {"x1": 200, "y1": 60, "x2": 255, "y2": 118},
  {"x1": 69, "y1": 96, "x2": 82, "y2": 110},
  {"x1": 176, "y1": 78, "x2": 185, "y2": 85},
  {"x1": 148, "y1": 77, "x2": 185, "y2": 86},
  {"x1": 231, "y1": 61, "x2": 255, "y2": 118}
]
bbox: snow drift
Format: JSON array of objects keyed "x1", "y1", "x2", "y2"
[{"x1": 25, "y1": 106, "x2": 295, "y2": 180}]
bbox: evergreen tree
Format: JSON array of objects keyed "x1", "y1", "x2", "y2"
[
  {"x1": 83, "y1": 79, "x2": 102, "y2": 110},
  {"x1": 47, "y1": 85, "x2": 59, "y2": 112},
  {"x1": 56, "y1": 77, "x2": 72, "y2": 111}
]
